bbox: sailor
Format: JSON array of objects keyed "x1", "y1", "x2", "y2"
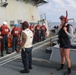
[
  {"x1": 0, "y1": 26, "x2": 3, "y2": 56},
  {"x1": 1, "y1": 21, "x2": 10, "y2": 56},
  {"x1": 16, "y1": 21, "x2": 33, "y2": 73},
  {"x1": 57, "y1": 15, "x2": 73, "y2": 75},
  {"x1": 11, "y1": 24, "x2": 19, "y2": 52},
  {"x1": 29, "y1": 23, "x2": 34, "y2": 33},
  {"x1": 41, "y1": 23, "x2": 47, "y2": 41},
  {"x1": 29, "y1": 23, "x2": 35, "y2": 44},
  {"x1": 35, "y1": 22, "x2": 41, "y2": 42}
]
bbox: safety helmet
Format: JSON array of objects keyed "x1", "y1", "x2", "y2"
[
  {"x1": 30, "y1": 23, "x2": 33, "y2": 26},
  {"x1": 43, "y1": 23, "x2": 45, "y2": 25},
  {"x1": 3, "y1": 21, "x2": 7, "y2": 25},
  {"x1": 37, "y1": 22, "x2": 40, "y2": 25},
  {"x1": 14, "y1": 24, "x2": 18, "y2": 27},
  {"x1": 30, "y1": 23, "x2": 32, "y2": 26}
]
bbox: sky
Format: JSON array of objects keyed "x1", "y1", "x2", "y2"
[{"x1": 38, "y1": 0, "x2": 76, "y2": 22}]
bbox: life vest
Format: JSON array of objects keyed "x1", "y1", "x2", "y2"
[
  {"x1": 1, "y1": 25, "x2": 10, "y2": 35},
  {"x1": 12, "y1": 27, "x2": 19, "y2": 36},
  {"x1": 29, "y1": 26, "x2": 34, "y2": 32},
  {"x1": 41, "y1": 25, "x2": 47, "y2": 31},
  {"x1": 8, "y1": 35, "x2": 12, "y2": 47},
  {"x1": 36, "y1": 25, "x2": 41, "y2": 31}
]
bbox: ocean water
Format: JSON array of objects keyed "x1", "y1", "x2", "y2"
[{"x1": 48, "y1": 22, "x2": 76, "y2": 31}]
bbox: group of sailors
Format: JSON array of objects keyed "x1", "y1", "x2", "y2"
[
  {"x1": 0, "y1": 21, "x2": 47, "y2": 57},
  {"x1": 29, "y1": 22, "x2": 47, "y2": 43},
  {"x1": 0, "y1": 21, "x2": 22, "y2": 56}
]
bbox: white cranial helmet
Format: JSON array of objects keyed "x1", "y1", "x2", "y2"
[
  {"x1": 43, "y1": 23, "x2": 45, "y2": 25},
  {"x1": 3, "y1": 21, "x2": 7, "y2": 25}
]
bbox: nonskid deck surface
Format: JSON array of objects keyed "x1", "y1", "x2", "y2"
[{"x1": 0, "y1": 36, "x2": 76, "y2": 75}]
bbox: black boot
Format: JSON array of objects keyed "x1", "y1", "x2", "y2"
[
  {"x1": 1, "y1": 54, "x2": 4, "y2": 57},
  {"x1": 20, "y1": 70, "x2": 30, "y2": 73},
  {"x1": 1, "y1": 51, "x2": 4, "y2": 57},
  {"x1": 64, "y1": 68, "x2": 71, "y2": 75},
  {"x1": 57, "y1": 64, "x2": 64, "y2": 71},
  {"x1": 29, "y1": 66, "x2": 32, "y2": 69},
  {"x1": 6, "y1": 51, "x2": 11, "y2": 54}
]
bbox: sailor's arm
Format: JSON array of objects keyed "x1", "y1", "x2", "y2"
[
  {"x1": 16, "y1": 32, "x2": 27, "y2": 53},
  {"x1": 64, "y1": 26, "x2": 73, "y2": 39}
]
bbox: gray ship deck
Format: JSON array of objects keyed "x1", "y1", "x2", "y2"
[{"x1": 0, "y1": 37, "x2": 76, "y2": 75}]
